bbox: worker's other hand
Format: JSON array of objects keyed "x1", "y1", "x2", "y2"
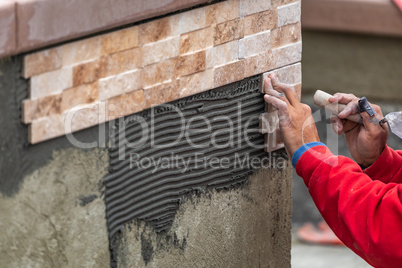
[
  {"x1": 263, "y1": 74, "x2": 320, "y2": 158},
  {"x1": 329, "y1": 93, "x2": 388, "y2": 168}
]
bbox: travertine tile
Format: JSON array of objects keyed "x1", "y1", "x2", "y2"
[
  {"x1": 142, "y1": 59, "x2": 177, "y2": 88},
  {"x1": 176, "y1": 50, "x2": 206, "y2": 77},
  {"x1": 244, "y1": 51, "x2": 276, "y2": 77},
  {"x1": 206, "y1": 40, "x2": 238, "y2": 68},
  {"x1": 294, "y1": 83, "x2": 302, "y2": 99},
  {"x1": 180, "y1": 27, "x2": 213, "y2": 55},
  {"x1": 178, "y1": 7, "x2": 206, "y2": 34},
  {"x1": 272, "y1": 41, "x2": 302, "y2": 69},
  {"x1": 239, "y1": 30, "x2": 270, "y2": 59},
  {"x1": 67, "y1": 102, "x2": 105, "y2": 133},
  {"x1": 100, "y1": 47, "x2": 141, "y2": 77},
  {"x1": 214, "y1": 60, "x2": 245, "y2": 88},
  {"x1": 30, "y1": 67, "x2": 73, "y2": 98},
  {"x1": 243, "y1": 9, "x2": 277, "y2": 36},
  {"x1": 179, "y1": 69, "x2": 214, "y2": 98},
  {"x1": 261, "y1": 63, "x2": 301, "y2": 93},
  {"x1": 205, "y1": 0, "x2": 239, "y2": 25},
  {"x1": 278, "y1": 1, "x2": 301, "y2": 27},
  {"x1": 107, "y1": 90, "x2": 144, "y2": 119},
  {"x1": 144, "y1": 80, "x2": 179, "y2": 108},
  {"x1": 270, "y1": 22, "x2": 301, "y2": 49},
  {"x1": 62, "y1": 36, "x2": 100, "y2": 66},
  {"x1": 214, "y1": 18, "x2": 244, "y2": 46},
  {"x1": 101, "y1": 26, "x2": 139, "y2": 55},
  {"x1": 29, "y1": 114, "x2": 65, "y2": 144},
  {"x1": 272, "y1": 0, "x2": 299, "y2": 7},
  {"x1": 73, "y1": 58, "x2": 101, "y2": 86},
  {"x1": 99, "y1": 69, "x2": 141, "y2": 101},
  {"x1": 22, "y1": 94, "x2": 62, "y2": 124},
  {"x1": 142, "y1": 36, "x2": 180, "y2": 66},
  {"x1": 23, "y1": 47, "x2": 62, "y2": 78},
  {"x1": 139, "y1": 17, "x2": 172, "y2": 45},
  {"x1": 61, "y1": 82, "x2": 99, "y2": 112},
  {"x1": 239, "y1": 0, "x2": 271, "y2": 17}
]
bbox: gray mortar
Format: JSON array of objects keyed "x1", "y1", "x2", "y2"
[{"x1": 0, "y1": 56, "x2": 109, "y2": 197}]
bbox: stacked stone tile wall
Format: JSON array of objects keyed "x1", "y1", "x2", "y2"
[{"x1": 21, "y1": 0, "x2": 301, "y2": 145}]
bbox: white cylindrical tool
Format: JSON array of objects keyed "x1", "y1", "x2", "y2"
[{"x1": 313, "y1": 90, "x2": 362, "y2": 123}]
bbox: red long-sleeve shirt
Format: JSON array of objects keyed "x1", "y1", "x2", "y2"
[{"x1": 294, "y1": 143, "x2": 402, "y2": 268}]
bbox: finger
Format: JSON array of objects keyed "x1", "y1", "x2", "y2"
[
  {"x1": 264, "y1": 95, "x2": 291, "y2": 125},
  {"x1": 328, "y1": 93, "x2": 358, "y2": 104},
  {"x1": 268, "y1": 73, "x2": 299, "y2": 107},
  {"x1": 360, "y1": 111, "x2": 383, "y2": 135},
  {"x1": 330, "y1": 115, "x2": 343, "y2": 135},
  {"x1": 263, "y1": 78, "x2": 274, "y2": 94},
  {"x1": 338, "y1": 100, "x2": 359, "y2": 119}
]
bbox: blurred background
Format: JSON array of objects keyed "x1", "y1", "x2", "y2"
[{"x1": 293, "y1": 0, "x2": 402, "y2": 266}]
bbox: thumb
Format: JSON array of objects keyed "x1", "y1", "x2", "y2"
[{"x1": 360, "y1": 111, "x2": 381, "y2": 135}]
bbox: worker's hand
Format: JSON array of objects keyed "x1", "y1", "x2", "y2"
[
  {"x1": 329, "y1": 93, "x2": 388, "y2": 168},
  {"x1": 263, "y1": 74, "x2": 320, "y2": 158}
]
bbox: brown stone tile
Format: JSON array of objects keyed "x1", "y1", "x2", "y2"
[
  {"x1": 101, "y1": 26, "x2": 139, "y2": 55},
  {"x1": 180, "y1": 27, "x2": 213, "y2": 55},
  {"x1": 62, "y1": 36, "x2": 100, "y2": 66},
  {"x1": 22, "y1": 94, "x2": 62, "y2": 124},
  {"x1": 99, "y1": 69, "x2": 141, "y2": 101},
  {"x1": 142, "y1": 59, "x2": 177, "y2": 88},
  {"x1": 205, "y1": 0, "x2": 239, "y2": 25},
  {"x1": 61, "y1": 82, "x2": 99, "y2": 112},
  {"x1": 243, "y1": 9, "x2": 277, "y2": 36},
  {"x1": 107, "y1": 90, "x2": 144, "y2": 119},
  {"x1": 23, "y1": 47, "x2": 62, "y2": 78},
  {"x1": 29, "y1": 114, "x2": 65, "y2": 144},
  {"x1": 138, "y1": 17, "x2": 172, "y2": 45},
  {"x1": 73, "y1": 59, "x2": 102, "y2": 86},
  {"x1": 214, "y1": 18, "x2": 244, "y2": 46},
  {"x1": 214, "y1": 60, "x2": 245, "y2": 88},
  {"x1": 179, "y1": 69, "x2": 214, "y2": 98},
  {"x1": 176, "y1": 50, "x2": 206, "y2": 77},
  {"x1": 270, "y1": 22, "x2": 301, "y2": 49},
  {"x1": 0, "y1": 1, "x2": 16, "y2": 58},
  {"x1": 100, "y1": 47, "x2": 141, "y2": 77},
  {"x1": 143, "y1": 80, "x2": 179, "y2": 108},
  {"x1": 244, "y1": 51, "x2": 277, "y2": 77},
  {"x1": 142, "y1": 36, "x2": 180, "y2": 66}
]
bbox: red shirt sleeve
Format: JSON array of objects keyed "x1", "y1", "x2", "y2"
[
  {"x1": 364, "y1": 145, "x2": 402, "y2": 183},
  {"x1": 296, "y1": 145, "x2": 402, "y2": 268}
]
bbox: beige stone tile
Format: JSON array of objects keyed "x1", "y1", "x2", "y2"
[
  {"x1": 178, "y1": 7, "x2": 206, "y2": 34},
  {"x1": 99, "y1": 69, "x2": 141, "y2": 101},
  {"x1": 144, "y1": 80, "x2": 179, "y2": 108},
  {"x1": 62, "y1": 36, "x2": 100, "y2": 66},
  {"x1": 214, "y1": 18, "x2": 244, "y2": 46},
  {"x1": 73, "y1": 58, "x2": 102, "y2": 87},
  {"x1": 206, "y1": 40, "x2": 238, "y2": 69},
  {"x1": 261, "y1": 63, "x2": 301, "y2": 93},
  {"x1": 180, "y1": 27, "x2": 213, "y2": 55},
  {"x1": 272, "y1": 41, "x2": 302, "y2": 69},
  {"x1": 179, "y1": 69, "x2": 214, "y2": 98},
  {"x1": 23, "y1": 47, "x2": 62, "y2": 78},
  {"x1": 61, "y1": 82, "x2": 99, "y2": 112},
  {"x1": 239, "y1": 0, "x2": 271, "y2": 17},
  {"x1": 101, "y1": 26, "x2": 138, "y2": 55},
  {"x1": 205, "y1": 0, "x2": 239, "y2": 25},
  {"x1": 30, "y1": 67, "x2": 73, "y2": 99},
  {"x1": 22, "y1": 94, "x2": 62, "y2": 124},
  {"x1": 176, "y1": 50, "x2": 206, "y2": 77},
  {"x1": 142, "y1": 59, "x2": 177, "y2": 88},
  {"x1": 243, "y1": 9, "x2": 277, "y2": 36},
  {"x1": 239, "y1": 30, "x2": 270, "y2": 59},
  {"x1": 107, "y1": 90, "x2": 144, "y2": 119},
  {"x1": 270, "y1": 22, "x2": 301, "y2": 49},
  {"x1": 244, "y1": 51, "x2": 276, "y2": 77},
  {"x1": 66, "y1": 102, "x2": 105, "y2": 133},
  {"x1": 100, "y1": 47, "x2": 141, "y2": 77},
  {"x1": 272, "y1": 0, "x2": 299, "y2": 7},
  {"x1": 29, "y1": 114, "x2": 65, "y2": 144},
  {"x1": 278, "y1": 1, "x2": 301, "y2": 27},
  {"x1": 294, "y1": 82, "x2": 302, "y2": 99},
  {"x1": 142, "y1": 36, "x2": 180, "y2": 66},
  {"x1": 214, "y1": 60, "x2": 245, "y2": 88},
  {"x1": 138, "y1": 17, "x2": 172, "y2": 45},
  {"x1": 0, "y1": 1, "x2": 16, "y2": 58}
]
